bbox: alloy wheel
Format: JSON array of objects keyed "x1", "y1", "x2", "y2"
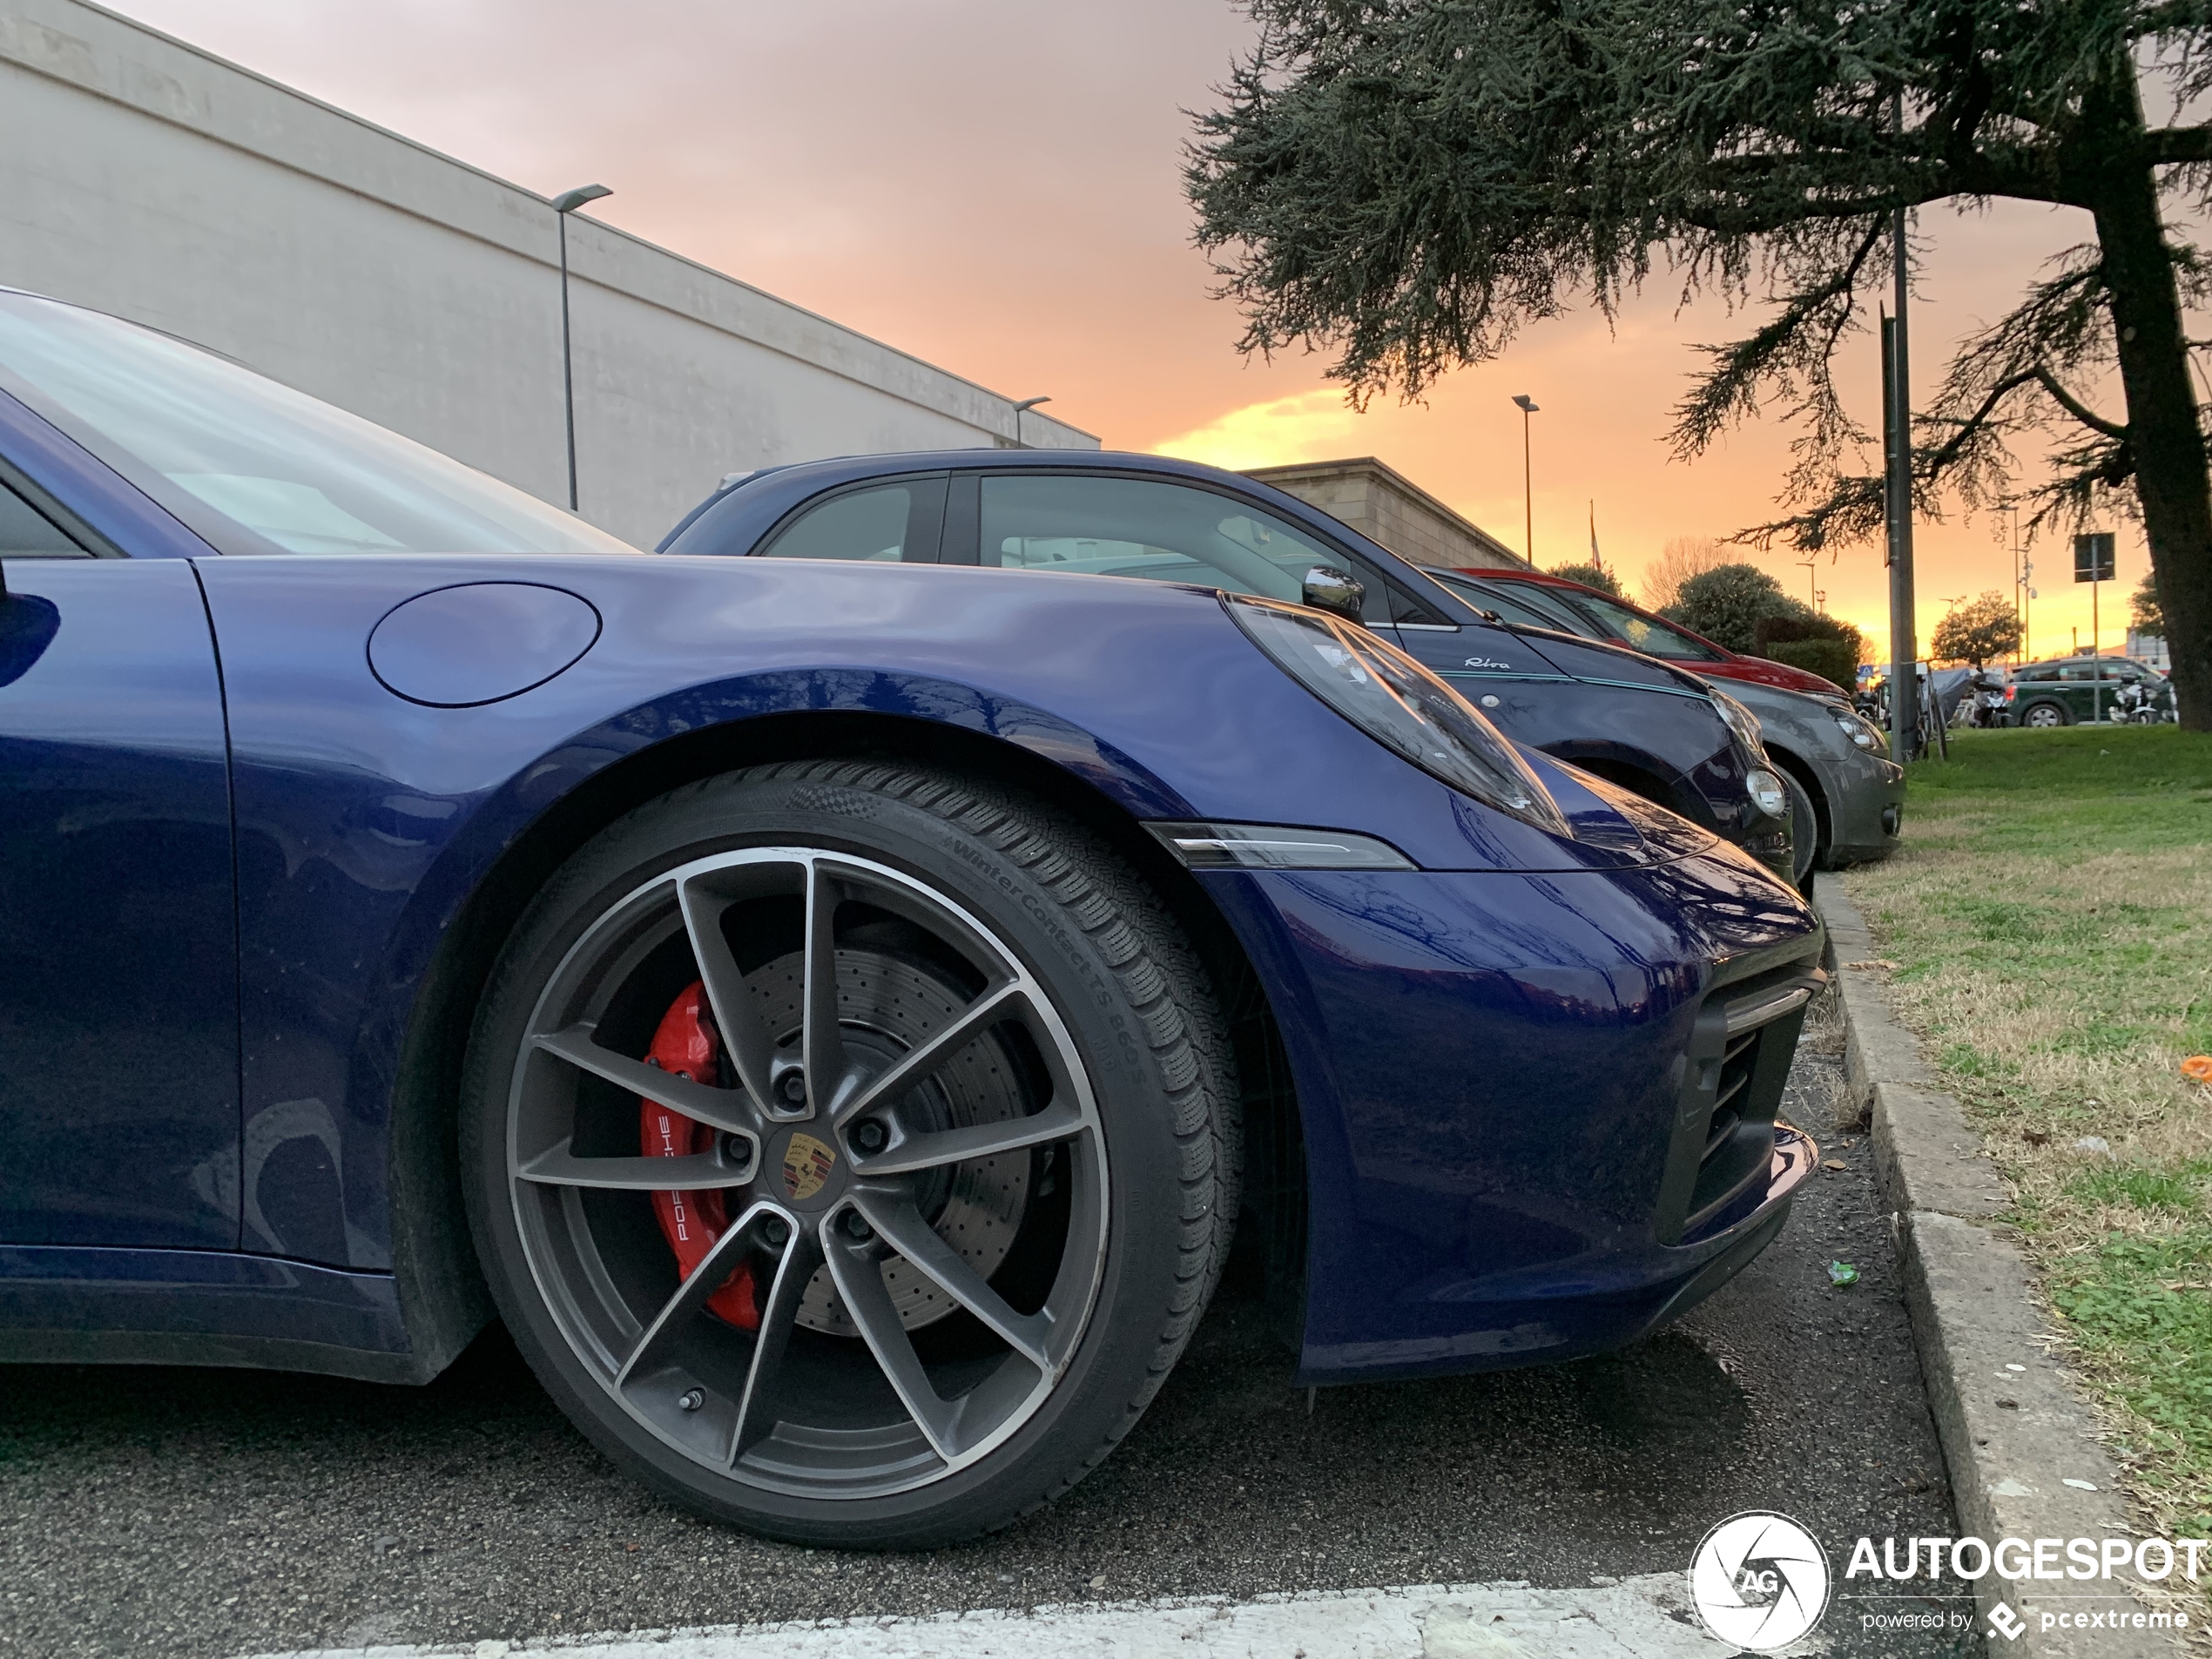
[{"x1": 503, "y1": 847, "x2": 1109, "y2": 1501}]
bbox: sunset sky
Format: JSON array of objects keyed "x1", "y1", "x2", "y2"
[{"x1": 111, "y1": 0, "x2": 2167, "y2": 662}]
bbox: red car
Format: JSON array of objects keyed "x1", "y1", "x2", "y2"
[{"x1": 1446, "y1": 568, "x2": 1848, "y2": 701}]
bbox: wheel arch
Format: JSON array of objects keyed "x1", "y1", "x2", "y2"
[
  {"x1": 1546, "y1": 751, "x2": 1701, "y2": 824},
  {"x1": 385, "y1": 710, "x2": 1303, "y2": 1381},
  {"x1": 1762, "y1": 744, "x2": 1830, "y2": 866}
]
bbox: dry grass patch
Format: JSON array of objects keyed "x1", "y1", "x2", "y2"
[{"x1": 1843, "y1": 726, "x2": 2212, "y2": 1558}]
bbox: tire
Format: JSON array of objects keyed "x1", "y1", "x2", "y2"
[
  {"x1": 2022, "y1": 700, "x2": 2068, "y2": 728},
  {"x1": 461, "y1": 760, "x2": 1239, "y2": 1547},
  {"x1": 1778, "y1": 766, "x2": 1820, "y2": 892}
]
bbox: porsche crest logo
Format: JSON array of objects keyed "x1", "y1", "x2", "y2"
[{"x1": 781, "y1": 1133, "x2": 837, "y2": 1203}]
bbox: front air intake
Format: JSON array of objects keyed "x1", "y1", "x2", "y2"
[{"x1": 1652, "y1": 961, "x2": 1824, "y2": 1244}]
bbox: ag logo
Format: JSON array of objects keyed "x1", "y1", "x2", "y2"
[
  {"x1": 1688, "y1": 1511, "x2": 1831, "y2": 1651},
  {"x1": 780, "y1": 1132, "x2": 837, "y2": 1203}
]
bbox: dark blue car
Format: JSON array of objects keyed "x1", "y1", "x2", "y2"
[
  {"x1": 0, "y1": 291, "x2": 1822, "y2": 1547},
  {"x1": 662, "y1": 451, "x2": 1799, "y2": 881}
]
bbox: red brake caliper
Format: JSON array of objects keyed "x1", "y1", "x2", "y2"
[{"x1": 639, "y1": 980, "x2": 760, "y2": 1330}]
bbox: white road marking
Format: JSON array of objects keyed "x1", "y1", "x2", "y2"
[{"x1": 239, "y1": 1571, "x2": 1817, "y2": 1658}]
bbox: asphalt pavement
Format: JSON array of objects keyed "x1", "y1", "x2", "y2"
[{"x1": 0, "y1": 1010, "x2": 1977, "y2": 1658}]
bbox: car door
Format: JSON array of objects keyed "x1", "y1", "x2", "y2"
[{"x1": 0, "y1": 459, "x2": 239, "y2": 1250}]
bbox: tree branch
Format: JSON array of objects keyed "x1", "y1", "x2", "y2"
[
  {"x1": 2145, "y1": 125, "x2": 2212, "y2": 165},
  {"x1": 2033, "y1": 368, "x2": 2129, "y2": 439}
]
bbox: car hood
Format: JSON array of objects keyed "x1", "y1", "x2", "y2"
[
  {"x1": 1694, "y1": 655, "x2": 1845, "y2": 698},
  {"x1": 1472, "y1": 623, "x2": 1717, "y2": 700}
]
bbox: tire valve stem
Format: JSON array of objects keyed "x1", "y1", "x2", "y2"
[{"x1": 678, "y1": 1388, "x2": 705, "y2": 1413}]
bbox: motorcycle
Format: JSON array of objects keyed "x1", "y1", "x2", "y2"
[
  {"x1": 1962, "y1": 668, "x2": 2013, "y2": 728},
  {"x1": 2112, "y1": 678, "x2": 2169, "y2": 725}
]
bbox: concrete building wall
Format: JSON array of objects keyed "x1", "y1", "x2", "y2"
[
  {"x1": 0, "y1": 0, "x2": 1096, "y2": 550},
  {"x1": 1244, "y1": 456, "x2": 1528, "y2": 572}
]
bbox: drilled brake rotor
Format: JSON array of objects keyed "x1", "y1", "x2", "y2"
[{"x1": 746, "y1": 948, "x2": 1032, "y2": 1336}]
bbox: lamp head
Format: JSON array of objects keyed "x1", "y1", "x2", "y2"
[
  {"x1": 1511, "y1": 394, "x2": 1539, "y2": 414},
  {"x1": 1012, "y1": 396, "x2": 1052, "y2": 413},
  {"x1": 552, "y1": 184, "x2": 613, "y2": 215}
]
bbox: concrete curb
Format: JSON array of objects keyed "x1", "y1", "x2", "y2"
[{"x1": 1817, "y1": 883, "x2": 2183, "y2": 1656}]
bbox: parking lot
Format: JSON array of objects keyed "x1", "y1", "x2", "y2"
[{"x1": 0, "y1": 1019, "x2": 1976, "y2": 1659}]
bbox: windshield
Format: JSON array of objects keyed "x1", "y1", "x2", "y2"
[
  {"x1": 0, "y1": 292, "x2": 638, "y2": 556},
  {"x1": 1428, "y1": 570, "x2": 1587, "y2": 632},
  {"x1": 1556, "y1": 590, "x2": 1727, "y2": 661}
]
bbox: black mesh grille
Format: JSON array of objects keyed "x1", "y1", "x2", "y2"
[{"x1": 1653, "y1": 961, "x2": 1823, "y2": 1244}]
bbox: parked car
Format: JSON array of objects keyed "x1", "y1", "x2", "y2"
[
  {"x1": 2007, "y1": 655, "x2": 2177, "y2": 726},
  {"x1": 1427, "y1": 568, "x2": 1904, "y2": 887},
  {"x1": 1443, "y1": 565, "x2": 1849, "y2": 700},
  {"x1": 663, "y1": 455, "x2": 1799, "y2": 881},
  {"x1": 0, "y1": 290, "x2": 1824, "y2": 1548}
]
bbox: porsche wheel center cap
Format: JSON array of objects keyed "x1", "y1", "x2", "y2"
[{"x1": 779, "y1": 1131, "x2": 839, "y2": 1205}]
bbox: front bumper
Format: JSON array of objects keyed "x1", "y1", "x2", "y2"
[
  {"x1": 1198, "y1": 844, "x2": 1825, "y2": 1386},
  {"x1": 1825, "y1": 750, "x2": 1907, "y2": 867}
]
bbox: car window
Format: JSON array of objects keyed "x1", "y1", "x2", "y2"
[
  {"x1": 0, "y1": 291, "x2": 638, "y2": 557},
  {"x1": 759, "y1": 481, "x2": 942, "y2": 562},
  {"x1": 0, "y1": 480, "x2": 84, "y2": 556},
  {"x1": 1558, "y1": 591, "x2": 1728, "y2": 661},
  {"x1": 2059, "y1": 664, "x2": 2098, "y2": 681},
  {"x1": 976, "y1": 474, "x2": 1402, "y2": 626}
]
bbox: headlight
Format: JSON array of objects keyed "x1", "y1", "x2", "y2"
[
  {"x1": 1709, "y1": 689, "x2": 1769, "y2": 761},
  {"x1": 1745, "y1": 767, "x2": 1789, "y2": 819},
  {"x1": 1226, "y1": 595, "x2": 1571, "y2": 838},
  {"x1": 1829, "y1": 708, "x2": 1885, "y2": 752}
]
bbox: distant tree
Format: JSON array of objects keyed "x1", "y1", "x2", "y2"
[
  {"x1": 1187, "y1": 0, "x2": 2212, "y2": 727},
  {"x1": 2130, "y1": 569, "x2": 2166, "y2": 638},
  {"x1": 1931, "y1": 591, "x2": 2025, "y2": 666},
  {"x1": 1666, "y1": 563, "x2": 1810, "y2": 653},
  {"x1": 1640, "y1": 536, "x2": 1728, "y2": 613},
  {"x1": 1546, "y1": 561, "x2": 1623, "y2": 597}
]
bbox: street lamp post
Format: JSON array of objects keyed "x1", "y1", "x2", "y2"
[
  {"x1": 1011, "y1": 395, "x2": 1051, "y2": 449},
  {"x1": 1511, "y1": 395, "x2": 1539, "y2": 563},
  {"x1": 552, "y1": 183, "x2": 612, "y2": 513}
]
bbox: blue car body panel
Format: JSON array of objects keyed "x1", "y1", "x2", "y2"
[
  {"x1": 0, "y1": 557, "x2": 239, "y2": 1251},
  {"x1": 0, "y1": 388, "x2": 1823, "y2": 1388}
]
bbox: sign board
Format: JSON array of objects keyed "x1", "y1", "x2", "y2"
[{"x1": 2074, "y1": 532, "x2": 2116, "y2": 583}]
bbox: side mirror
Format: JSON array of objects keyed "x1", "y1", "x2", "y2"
[{"x1": 1300, "y1": 565, "x2": 1366, "y2": 624}]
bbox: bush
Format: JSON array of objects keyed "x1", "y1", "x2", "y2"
[
  {"x1": 1755, "y1": 608, "x2": 1865, "y2": 664},
  {"x1": 1666, "y1": 563, "x2": 1806, "y2": 651},
  {"x1": 1766, "y1": 637, "x2": 1858, "y2": 691}
]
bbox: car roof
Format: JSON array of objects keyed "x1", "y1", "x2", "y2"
[
  {"x1": 660, "y1": 448, "x2": 1343, "y2": 550},
  {"x1": 1470, "y1": 567, "x2": 1595, "y2": 590}
]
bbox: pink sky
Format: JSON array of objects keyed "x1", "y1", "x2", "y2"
[{"x1": 111, "y1": 0, "x2": 2158, "y2": 661}]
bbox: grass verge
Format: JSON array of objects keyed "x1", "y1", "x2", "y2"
[{"x1": 1844, "y1": 725, "x2": 2212, "y2": 1564}]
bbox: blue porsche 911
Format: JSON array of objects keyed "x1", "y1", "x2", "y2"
[{"x1": 0, "y1": 290, "x2": 1822, "y2": 1546}]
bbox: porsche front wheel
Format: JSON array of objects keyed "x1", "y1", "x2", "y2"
[{"x1": 461, "y1": 761, "x2": 1238, "y2": 1547}]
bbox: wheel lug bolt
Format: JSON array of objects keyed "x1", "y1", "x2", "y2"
[
  {"x1": 851, "y1": 1118, "x2": 888, "y2": 1154},
  {"x1": 762, "y1": 1217, "x2": 792, "y2": 1248},
  {"x1": 678, "y1": 1388, "x2": 705, "y2": 1412},
  {"x1": 841, "y1": 1211, "x2": 873, "y2": 1242},
  {"x1": 779, "y1": 1071, "x2": 807, "y2": 1105},
  {"x1": 721, "y1": 1132, "x2": 751, "y2": 1166}
]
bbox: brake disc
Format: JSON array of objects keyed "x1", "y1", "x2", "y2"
[{"x1": 745, "y1": 948, "x2": 1033, "y2": 1336}]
